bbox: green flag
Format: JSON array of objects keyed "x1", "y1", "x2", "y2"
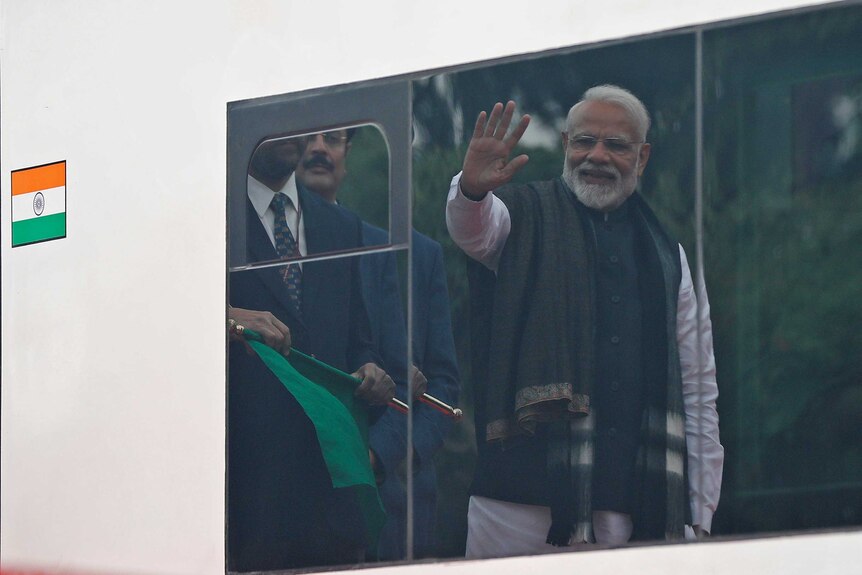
[{"x1": 243, "y1": 332, "x2": 386, "y2": 547}]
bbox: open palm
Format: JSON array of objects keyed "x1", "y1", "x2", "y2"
[{"x1": 461, "y1": 101, "x2": 531, "y2": 199}]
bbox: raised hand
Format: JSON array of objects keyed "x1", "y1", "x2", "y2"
[{"x1": 460, "y1": 101, "x2": 531, "y2": 200}]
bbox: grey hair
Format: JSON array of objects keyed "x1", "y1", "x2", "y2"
[{"x1": 566, "y1": 85, "x2": 651, "y2": 141}]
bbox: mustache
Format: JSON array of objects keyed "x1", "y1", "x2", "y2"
[
  {"x1": 577, "y1": 161, "x2": 619, "y2": 179},
  {"x1": 302, "y1": 154, "x2": 334, "y2": 171}
]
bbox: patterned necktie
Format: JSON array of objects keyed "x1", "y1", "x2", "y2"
[{"x1": 270, "y1": 193, "x2": 303, "y2": 313}]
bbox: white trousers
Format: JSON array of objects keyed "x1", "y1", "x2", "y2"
[{"x1": 465, "y1": 495, "x2": 634, "y2": 559}]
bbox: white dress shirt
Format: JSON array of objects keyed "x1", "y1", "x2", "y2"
[
  {"x1": 445, "y1": 172, "x2": 724, "y2": 536},
  {"x1": 247, "y1": 173, "x2": 307, "y2": 262}
]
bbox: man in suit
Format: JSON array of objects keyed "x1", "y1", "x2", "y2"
[
  {"x1": 228, "y1": 134, "x2": 394, "y2": 571},
  {"x1": 297, "y1": 129, "x2": 461, "y2": 559}
]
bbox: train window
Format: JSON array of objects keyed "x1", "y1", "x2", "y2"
[
  {"x1": 412, "y1": 31, "x2": 701, "y2": 558},
  {"x1": 228, "y1": 82, "x2": 411, "y2": 270},
  {"x1": 226, "y1": 82, "x2": 413, "y2": 572},
  {"x1": 415, "y1": 2, "x2": 862, "y2": 561},
  {"x1": 702, "y1": 3, "x2": 862, "y2": 535}
]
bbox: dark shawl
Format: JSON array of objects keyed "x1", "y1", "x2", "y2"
[{"x1": 468, "y1": 178, "x2": 689, "y2": 543}]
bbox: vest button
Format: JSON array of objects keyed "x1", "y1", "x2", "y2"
[
  {"x1": 609, "y1": 255, "x2": 619, "y2": 264},
  {"x1": 610, "y1": 335, "x2": 621, "y2": 344},
  {"x1": 610, "y1": 380, "x2": 620, "y2": 392},
  {"x1": 611, "y1": 295, "x2": 621, "y2": 304},
  {"x1": 608, "y1": 427, "x2": 618, "y2": 438}
]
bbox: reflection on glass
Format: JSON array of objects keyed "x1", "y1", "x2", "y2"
[
  {"x1": 793, "y1": 75, "x2": 862, "y2": 190},
  {"x1": 704, "y1": 4, "x2": 862, "y2": 535},
  {"x1": 368, "y1": 236, "x2": 462, "y2": 561},
  {"x1": 295, "y1": 120, "x2": 464, "y2": 561},
  {"x1": 412, "y1": 34, "x2": 716, "y2": 559},
  {"x1": 297, "y1": 126, "x2": 391, "y2": 237},
  {"x1": 228, "y1": 123, "x2": 406, "y2": 571},
  {"x1": 242, "y1": 126, "x2": 390, "y2": 269}
]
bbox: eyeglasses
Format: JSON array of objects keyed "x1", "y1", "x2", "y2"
[
  {"x1": 302, "y1": 131, "x2": 349, "y2": 147},
  {"x1": 566, "y1": 134, "x2": 644, "y2": 156}
]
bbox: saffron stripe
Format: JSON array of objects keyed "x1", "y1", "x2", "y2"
[
  {"x1": 12, "y1": 213, "x2": 66, "y2": 246},
  {"x1": 11, "y1": 161, "x2": 65, "y2": 196}
]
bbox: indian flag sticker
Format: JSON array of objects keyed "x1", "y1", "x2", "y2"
[{"x1": 12, "y1": 160, "x2": 66, "y2": 247}]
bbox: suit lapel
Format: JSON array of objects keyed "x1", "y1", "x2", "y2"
[
  {"x1": 300, "y1": 185, "x2": 343, "y2": 255},
  {"x1": 245, "y1": 199, "x2": 305, "y2": 326},
  {"x1": 299, "y1": 186, "x2": 349, "y2": 322}
]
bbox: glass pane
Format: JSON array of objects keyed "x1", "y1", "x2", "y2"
[
  {"x1": 239, "y1": 125, "x2": 389, "y2": 270},
  {"x1": 227, "y1": 121, "x2": 409, "y2": 571},
  {"x1": 401, "y1": 231, "x2": 463, "y2": 560},
  {"x1": 411, "y1": 32, "x2": 699, "y2": 558},
  {"x1": 703, "y1": 4, "x2": 862, "y2": 535},
  {"x1": 228, "y1": 246, "x2": 410, "y2": 572},
  {"x1": 363, "y1": 247, "x2": 413, "y2": 562},
  {"x1": 320, "y1": 126, "x2": 390, "y2": 234},
  {"x1": 227, "y1": 81, "x2": 412, "y2": 271}
]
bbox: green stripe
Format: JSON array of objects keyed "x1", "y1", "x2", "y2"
[{"x1": 12, "y1": 213, "x2": 66, "y2": 246}]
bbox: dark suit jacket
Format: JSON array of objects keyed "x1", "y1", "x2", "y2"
[
  {"x1": 228, "y1": 186, "x2": 379, "y2": 571},
  {"x1": 361, "y1": 226, "x2": 460, "y2": 559},
  {"x1": 231, "y1": 186, "x2": 377, "y2": 371}
]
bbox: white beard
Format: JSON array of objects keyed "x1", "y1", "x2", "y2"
[{"x1": 562, "y1": 159, "x2": 638, "y2": 212}]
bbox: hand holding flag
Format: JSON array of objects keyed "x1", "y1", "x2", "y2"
[
  {"x1": 228, "y1": 306, "x2": 292, "y2": 355},
  {"x1": 351, "y1": 363, "x2": 396, "y2": 406}
]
